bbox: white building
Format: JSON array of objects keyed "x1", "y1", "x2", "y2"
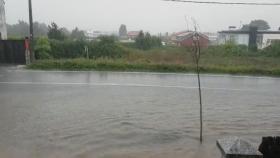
[
  {"x1": 218, "y1": 32, "x2": 249, "y2": 46},
  {"x1": 85, "y1": 30, "x2": 117, "y2": 40},
  {"x1": 204, "y1": 32, "x2": 218, "y2": 45},
  {"x1": 218, "y1": 30, "x2": 280, "y2": 49},
  {"x1": 0, "y1": 0, "x2": 7, "y2": 39},
  {"x1": 259, "y1": 33, "x2": 280, "y2": 49}
]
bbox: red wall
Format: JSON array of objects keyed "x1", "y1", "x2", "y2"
[{"x1": 179, "y1": 37, "x2": 209, "y2": 48}]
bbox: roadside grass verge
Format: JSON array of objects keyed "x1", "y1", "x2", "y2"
[{"x1": 27, "y1": 58, "x2": 280, "y2": 76}]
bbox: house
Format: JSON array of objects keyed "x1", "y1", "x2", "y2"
[
  {"x1": 173, "y1": 31, "x2": 209, "y2": 48},
  {"x1": 127, "y1": 31, "x2": 140, "y2": 40},
  {"x1": 218, "y1": 28, "x2": 280, "y2": 49}
]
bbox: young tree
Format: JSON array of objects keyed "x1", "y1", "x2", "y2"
[{"x1": 47, "y1": 22, "x2": 66, "y2": 40}]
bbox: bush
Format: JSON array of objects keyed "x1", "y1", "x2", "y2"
[
  {"x1": 91, "y1": 36, "x2": 127, "y2": 58},
  {"x1": 48, "y1": 36, "x2": 127, "y2": 59},
  {"x1": 49, "y1": 39, "x2": 89, "y2": 58},
  {"x1": 261, "y1": 41, "x2": 280, "y2": 57},
  {"x1": 35, "y1": 37, "x2": 52, "y2": 59},
  {"x1": 205, "y1": 44, "x2": 250, "y2": 56}
]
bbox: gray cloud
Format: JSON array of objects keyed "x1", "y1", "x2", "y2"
[{"x1": 5, "y1": 0, "x2": 280, "y2": 33}]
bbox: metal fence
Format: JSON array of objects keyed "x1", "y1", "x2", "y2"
[{"x1": 0, "y1": 40, "x2": 26, "y2": 64}]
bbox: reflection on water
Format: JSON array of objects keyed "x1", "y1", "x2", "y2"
[{"x1": 0, "y1": 69, "x2": 280, "y2": 158}]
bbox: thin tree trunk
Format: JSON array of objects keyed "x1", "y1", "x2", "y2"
[{"x1": 197, "y1": 63, "x2": 203, "y2": 143}]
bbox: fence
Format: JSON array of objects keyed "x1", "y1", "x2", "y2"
[{"x1": 0, "y1": 40, "x2": 26, "y2": 64}]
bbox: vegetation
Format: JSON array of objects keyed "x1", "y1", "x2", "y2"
[
  {"x1": 17, "y1": 19, "x2": 280, "y2": 76},
  {"x1": 28, "y1": 56, "x2": 280, "y2": 76},
  {"x1": 34, "y1": 37, "x2": 52, "y2": 59},
  {"x1": 29, "y1": 41, "x2": 280, "y2": 76},
  {"x1": 34, "y1": 35, "x2": 127, "y2": 59}
]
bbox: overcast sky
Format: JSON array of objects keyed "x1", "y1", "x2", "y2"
[{"x1": 4, "y1": 0, "x2": 280, "y2": 34}]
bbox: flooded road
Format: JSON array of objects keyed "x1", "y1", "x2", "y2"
[{"x1": 0, "y1": 66, "x2": 280, "y2": 158}]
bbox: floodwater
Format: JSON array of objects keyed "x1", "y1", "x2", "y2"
[{"x1": 0, "y1": 66, "x2": 279, "y2": 158}]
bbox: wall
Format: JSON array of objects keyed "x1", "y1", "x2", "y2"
[
  {"x1": 260, "y1": 34, "x2": 280, "y2": 49},
  {"x1": 218, "y1": 33, "x2": 249, "y2": 46},
  {"x1": 0, "y1": 40, "x2": 26, "y2": 64}
]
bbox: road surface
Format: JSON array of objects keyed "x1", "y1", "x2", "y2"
[{"x1": 0, "y1": 66, "x2": 280, "y2": 158}]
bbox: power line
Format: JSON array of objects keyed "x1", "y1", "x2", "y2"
[{"x1": 163, "y1": 0, "x2": 280, "y2": 6}]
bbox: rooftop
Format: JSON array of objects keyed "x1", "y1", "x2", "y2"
[{"x1": 219, "y1": 30, "x2": 280, "y2": 34}]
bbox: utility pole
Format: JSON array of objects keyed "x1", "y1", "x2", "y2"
[{"x1": 28, "y1": 0, "x2": 35, "y2": 62}]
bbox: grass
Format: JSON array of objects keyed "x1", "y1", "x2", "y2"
[{"x1": 28, "y1": 46, "x2": 280, "y2": 76}]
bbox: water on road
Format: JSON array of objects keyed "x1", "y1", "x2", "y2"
[{"x1": 0, "y1": 66, "x2": 279, "y2": 158}]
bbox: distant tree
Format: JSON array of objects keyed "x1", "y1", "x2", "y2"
[
  {"x1": 7, "y1": 20, "x2": 48, "y2": 38},
  {"x1": 33, "y1": 22, "x2": 48, "y2": 37},
  {"x1": 98, "y1": 35, "x2": 117, "y2": 44},
  {"x1": 119, "y1": 24, "x2": 127, "y2": 37},
  {"x1": 135, "y1": 31, "x2": 162, "y2": 50},
  {"x1": 151, "y1": 36, "x2": 162, "y2": 47},
  {"x1": 144, "y1": 32, "x2": 152, "y2": 49},
  {"x1": 241, "y1": 24, "x2": 250, "y2": 31},
  {"x1": 135, "y1": 30, "x2": 145, "y2": 49},
  {"x1": 71, "y1": 27, "x2": 86, "y2": 40},
  {"x1": 7, "y1": 20, "x2": 29, "y2": 38},
  {"x1": 250, "y1": 20, "x2": 270, "y2": 30},
  {"x1": 241, "y1": 19, "x2": 270, "y2": 31},
  {"x1": 47, "y1": 22, "x2": 66, "y2": 40},
  {"x1": 61, "y1": 27, "x2": 71, "y2": 38}
]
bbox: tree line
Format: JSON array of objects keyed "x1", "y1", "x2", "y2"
[{"x1": 7, "y1": 21, "x2": 86, "y2": 40}]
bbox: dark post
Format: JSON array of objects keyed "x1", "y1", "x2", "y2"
[
  {"x1": 249, "y1": 26, "x2": 258, "y2": 51},
  {"x1": 28, "y1": 0, "x2": 35, "y2": 62},
  {"x1": 196, "y1": 34, "x2": 203, "y2": 143}
]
